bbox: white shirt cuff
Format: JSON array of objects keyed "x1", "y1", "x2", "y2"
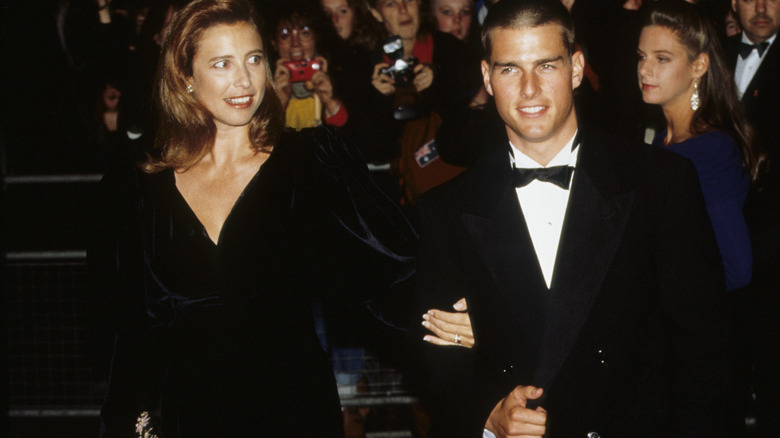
[{"x1": 483, "y1": 429, "x2": 497, "y2": 438}]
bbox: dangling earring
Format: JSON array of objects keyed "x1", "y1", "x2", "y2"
[
  {"x1": 186, "y1": 84, "x2": 194, "y2": 94},
  {"x1": 690, "y1": 81, "x2": 700, "y2": 111}
]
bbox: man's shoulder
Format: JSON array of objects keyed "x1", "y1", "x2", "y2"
[
  {"x1": 579, "y1": 126, "x2": 698, "y2": 191},
  {"x1": 581, "y1": 126, "x2": 688, "y2": 168},
  {"x1": 417, "y1": 145, "x2": 507, "y2": 219},
  {"x1": 761, "y1": 37, "x2": 780, "y2": 68}
]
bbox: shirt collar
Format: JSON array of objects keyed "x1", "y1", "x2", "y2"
[{"x1": 509, "y1": 130, "x2": 579, "y2": 169}]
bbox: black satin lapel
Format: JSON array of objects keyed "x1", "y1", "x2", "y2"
[
  {"x1": 533, "y1": 164, "x2": 634, "y2": 389},
  {"x1": 462, "y1": 187, "x2": 549, "y2": 338}
]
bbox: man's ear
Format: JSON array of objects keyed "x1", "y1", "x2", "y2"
[
  {"x1": 692, "y1": 52, "x2": 710, "y2": 80},
  {"x1": 570, "y1": 50, "x2": 585, "y2": 90},
  {"x1": 369, "y1": 7, "x2": 384, "y2": 24},
  {"x1": 481, "y1": 59, "x2": 494, "y2": 96}
]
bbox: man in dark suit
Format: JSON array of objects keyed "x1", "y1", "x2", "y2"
[
  {"x1": 412, "y1": 1, "x2": 731, "y2": 437},
  {"x1": 725, "y1": 1, "x2": 780, "y2": 436}
]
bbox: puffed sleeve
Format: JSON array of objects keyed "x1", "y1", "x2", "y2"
[
  {"x1": 286, "y1": 126, "x2": 417, "y2": 308},
  {"x1": 88, "y1": 164, "x2": 165, "y2": 437}
]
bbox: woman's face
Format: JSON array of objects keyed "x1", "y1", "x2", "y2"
[
  {"x1": 102, "y1": 83, "x2": 121, "y2": 111},
  {"x1": 274, "y1": 22, "x2": 317, "y2": 60},
  {"x1": 322, "y1": 0, "x2": 355, "y2": 41},
  {"x1": 637, "y1": 25, "x2": 701, "y2": 111},
  {"x1": 370, "y1": 0, "x2": 420, "y2": 41},
  {"x1": 433, "y1": 0, "x2": 472, "y2": 40},
  {"x1": 188, "y1": 22, "x2": 267, "y2": 131}
]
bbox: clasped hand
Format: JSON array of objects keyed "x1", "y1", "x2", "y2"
[{"x1": 485, "y1": 386, "x2": 547, "y2": 438}]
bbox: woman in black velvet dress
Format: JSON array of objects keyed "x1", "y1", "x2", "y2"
[{"x1": 90, "y1": 1, "x2": 415, "y2": 436}]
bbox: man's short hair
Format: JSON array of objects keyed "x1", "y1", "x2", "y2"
[{"x1": 482, "y1": 0, "x2": 576, "y2": 59}]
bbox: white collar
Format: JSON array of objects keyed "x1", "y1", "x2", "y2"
[{"x1": 509, "y1": 130, "x2": 579, "y2": 169}]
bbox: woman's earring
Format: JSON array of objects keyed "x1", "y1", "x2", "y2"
[
  {"x1": 187, "y1": 84, "x2": 194, "y2": 94},
  {"x1": 690, "y1": 82, "x2": 700, "y2": 111}
]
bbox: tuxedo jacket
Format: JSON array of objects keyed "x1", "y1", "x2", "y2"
[
  {"x1": 412, "y1": 126, "x2": 731, "y2": 437},
  {"x1": 726, "y1": 34, "x2": 780, "y2": 283},
  {"x1": 726, "y1": 34, "x2": 780, "y2": 147}
]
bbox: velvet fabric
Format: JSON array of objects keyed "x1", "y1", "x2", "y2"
[{"x1": 90, "y1": 126, "x2": 416, "y2": 437}]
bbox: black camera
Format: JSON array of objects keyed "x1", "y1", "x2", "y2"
[{"x1": 380, "y1": 36, "x2": 418, "y2": 87}]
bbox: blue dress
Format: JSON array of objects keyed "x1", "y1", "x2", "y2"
[{"x1": 653, "y1": 129, "x2": 751, "y2": 290}]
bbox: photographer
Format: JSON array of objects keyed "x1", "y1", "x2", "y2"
[
  {"x1": 271, "y1": 1, "x2": 348, "y2": 129},
  {"x1": 364, "y1": 0, "x2": 474, "y2": 206}
]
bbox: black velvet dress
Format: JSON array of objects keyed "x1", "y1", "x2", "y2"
[{"x1": 91, "y1": 126, "x2": 416, "y2": 437}]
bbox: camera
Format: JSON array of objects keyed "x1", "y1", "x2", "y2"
[
  {"x1": 283, "y1": 58, "x2": 323, "y2": 83},
  {"x1": 380, "y1": 36, "x2": 418, "y2": 87}
]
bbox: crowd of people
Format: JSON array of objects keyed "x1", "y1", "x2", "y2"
[{"x1": 31, "y1": 0, "x2": 776, "y2": 436}]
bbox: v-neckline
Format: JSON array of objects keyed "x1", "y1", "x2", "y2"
[{"x1": 169, "y1": 154, "x2": 270, "y2": 247}]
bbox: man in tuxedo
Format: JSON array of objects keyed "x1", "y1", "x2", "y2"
[
  {"x1": 412, "y1": 1, "x2": 730, "y2": 437},
  {"x1": 727, "y1": 0, "x2": 780, "y2": 169},
  {"x1": 726, "y1": 1, "x2": 780, "y2": 436}
]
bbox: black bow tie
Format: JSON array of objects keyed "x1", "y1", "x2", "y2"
[
  {"x1": 739, "y1": 41, "x2": 770, "y2": 59},
  {"x1": 513, "y1": 166, "x2": 574, "y2": 189}
]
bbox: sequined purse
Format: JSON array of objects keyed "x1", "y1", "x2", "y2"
[{"x1": 135, "y1": 411, "x2": 160, "y2": 438}]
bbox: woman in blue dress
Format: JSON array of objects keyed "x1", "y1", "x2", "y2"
[{"x1": 637, "y1": 0, "x2": 765, "y2": 291}]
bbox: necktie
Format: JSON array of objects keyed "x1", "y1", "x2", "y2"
[
  {"x1": 739, "y1": 41, "x2": 770, "y2": 59},
  {"x1": 513, "y1": 166, "x2": 574, "y2": 190}
]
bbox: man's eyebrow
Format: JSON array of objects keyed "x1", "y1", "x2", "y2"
[
  {"x1": 492, "y1": 55, "x2": 564, "y2": 68},
  {"x1": 536, "y1": 55, "x2": 563, "y2": 66}
]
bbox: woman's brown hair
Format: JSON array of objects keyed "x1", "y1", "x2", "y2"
[
  {"x1": 643, "y1": 0, "x2": 767, "y2": 186},
  {"x1": 144, "y1": 0, "x2": 285, "y2": 173}
]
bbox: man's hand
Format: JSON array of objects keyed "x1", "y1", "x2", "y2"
[{"x1": 485, "y1": 386, "x2": 547, "y2": 438}]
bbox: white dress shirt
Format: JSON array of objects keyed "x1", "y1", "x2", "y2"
[
  {"x1": 510, "y1": 132, "x2": 579, "y2": 288},
  {"x1": 483, "y1": 133, "x2": 579, "y2": 438},
  {"x1": 735, "y1": 33, "x2": 776, "y2": 99}
]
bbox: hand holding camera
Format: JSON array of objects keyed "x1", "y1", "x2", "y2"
[
  {"x1": 372, "y1": 36, "x2": 434, "y2": 95},
  {"x1": 283, "y1": 58, "x2": 324, "y2": 83}
]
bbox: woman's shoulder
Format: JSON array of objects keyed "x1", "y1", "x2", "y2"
[
  {"x1": 99, "y1": 159, "x2": 172, "y2": 209},
  {"x1": 278, "y1": 126, "x2": 366, "y2": 166},
  {"x1": 666, "y1": 130, "x2": 738, "y2": 157},
  {"x1": 100, "y1": 159, "x2": 144, "y2": 195},
  {"x1": 693, "y1": 130, "x2": 736, "y2": 148}
]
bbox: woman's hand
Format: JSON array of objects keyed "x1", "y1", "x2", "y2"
[
  {"x1": 372, "y1": 63, "x2": 396, "y2": 95},
  {"x1": 312, "y1": 69, "x2": 345, "y2": 122},
  {"x1": 274, "y1": 59, "x2": 292, "y2": 107},
  {"x1": 422, "y1": 298, "x2": 475, "y2": 348},
  {"x1": 311, "y1": 56, "x2": 341, "y2": 108},
  {"x1": 413, "y1": 63, "x2": 434, "y2": 93}
]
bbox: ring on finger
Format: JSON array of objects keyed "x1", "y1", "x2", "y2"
[{"x1": 454, "y1": 333, "x2": 461, "y2": 345}]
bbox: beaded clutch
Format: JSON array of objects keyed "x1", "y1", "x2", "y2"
[{"x1": 135, "y1": 411, "x2": 160, "y2": 438}]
